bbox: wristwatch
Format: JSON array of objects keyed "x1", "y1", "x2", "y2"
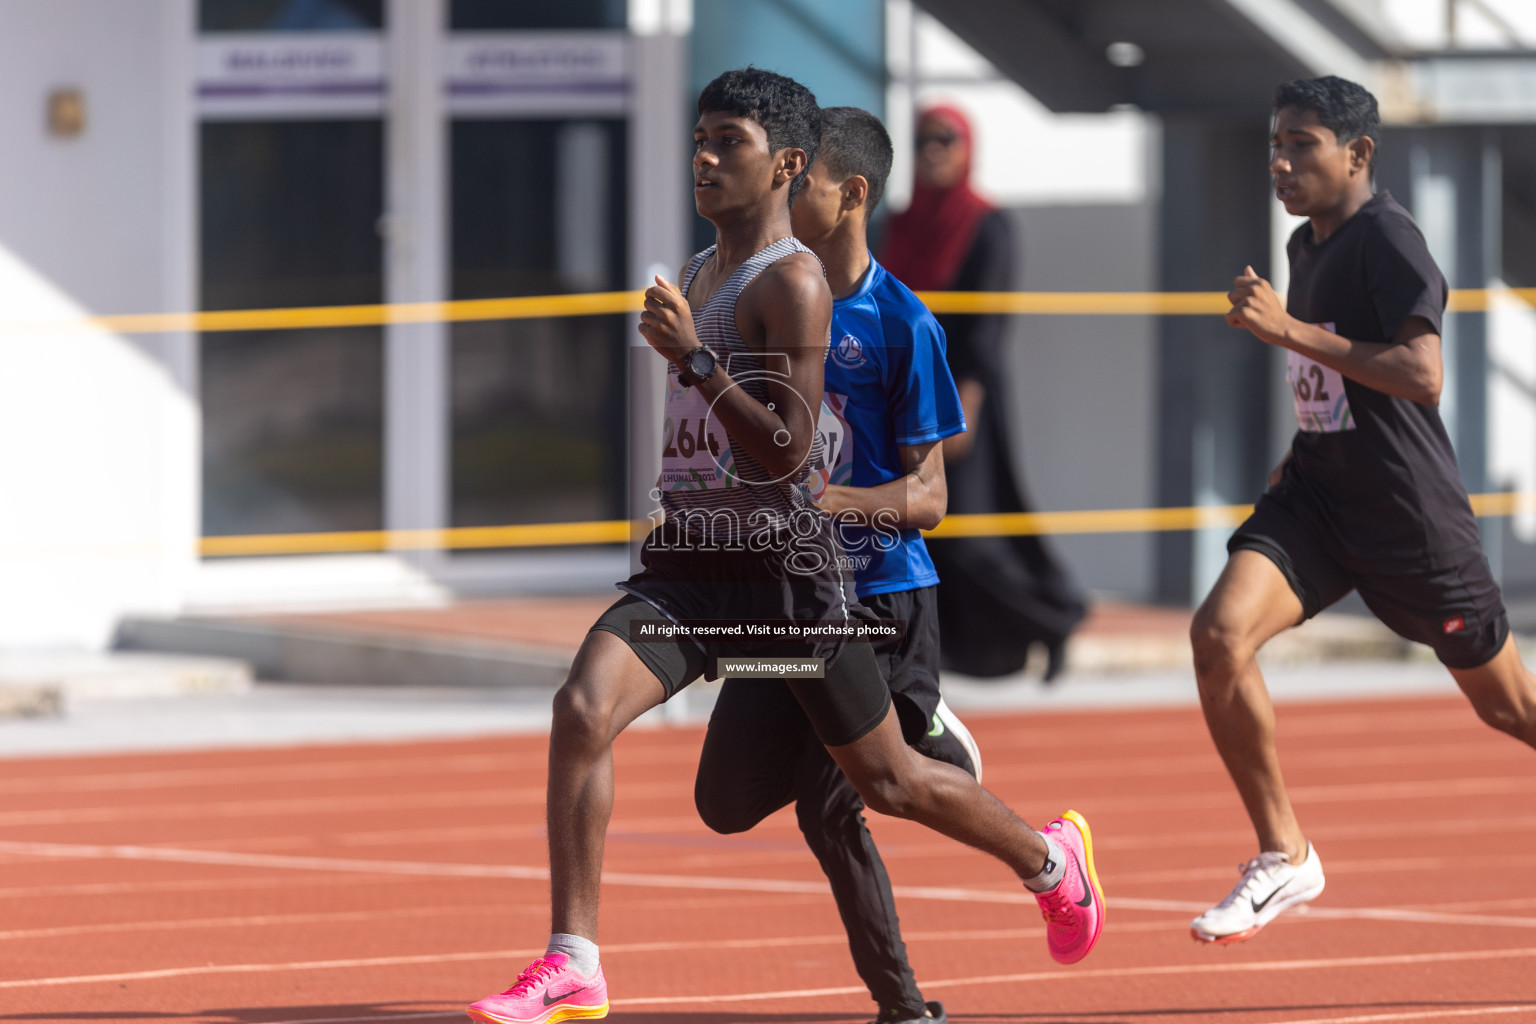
[{"x1": 676, "y1": 346, "x2": 719, "y2": 388}]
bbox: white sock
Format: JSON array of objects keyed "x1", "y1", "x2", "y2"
[
  {"x1": 546, "y1": 933, "x2": 599, "y2": 977},
  {"x1": 1022, "y1": 834, "x2": 1068, "y2": 893}
]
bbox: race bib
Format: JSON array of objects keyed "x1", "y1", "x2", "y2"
[
  {"x1": 1288, "y1": 323, "x2": 1354, "y2": 433},
  {"x1": 658, "y1": 369, "x2": 733, "y2": 492},
  {"x1": 801, "y1": 393, "x2": 854, "y2": 503}
]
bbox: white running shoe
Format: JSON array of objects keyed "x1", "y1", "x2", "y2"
[
  {"x1": 931, "y1": 698, "x2": 982, "y2": 783},
  {"x1": 1190, "y1": 842, "x2": 1325, "y2": 944}
]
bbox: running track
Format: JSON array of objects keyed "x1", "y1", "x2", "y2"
[{"x1": 3, "y1": 693, "x2": 1534, "y2": 1023}]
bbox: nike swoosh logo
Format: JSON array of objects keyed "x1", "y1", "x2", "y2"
[
  {"x1": 928, "y1": 715, "x2": 946, "y2": 738},
  {"x1": 1251, "y1": 882, "x2": 1288, "y2": 913},
  {"x1": 544, "y1": 986, "x2": 589, "y2": 1006},
  {"x1": 1072, "y1": 854, "x2": 1094, "y2": 908}
]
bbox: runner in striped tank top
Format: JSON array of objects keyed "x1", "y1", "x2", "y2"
[
  {"x1": 654, "y1": 235, "x2": 829, "y2": 544},
  {"x1": 468, "y1": 69, "x2": 1105, "y2": 1024}
]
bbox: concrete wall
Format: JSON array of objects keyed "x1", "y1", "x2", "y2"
[
  {"x1": 0, "y1": 0, "x2": 196, "y2": 650},
  {"x1": 1002, "y1": 203, "x2": 1161, "y2": 602}
]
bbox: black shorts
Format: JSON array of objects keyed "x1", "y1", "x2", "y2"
[
  {"x1": 861, "y1": 586, "x2": 942, "y2": 745},
  {"x1": 590, "y1": 526, "x2": 891, "y2": 747},
  {"x1": 1229, "y1": 489, "x2": 1509, "y2": 669}
]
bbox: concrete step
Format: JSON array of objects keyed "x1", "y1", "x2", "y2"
[
  {"x1": 115, "y1": 597, "x2": 1443, "y2": 693},
  {"x1": 0, "y1": 652, "x2": 252, "y2": 718},
  {"x1": 114, "y1": 616, "x2": 570, "y2": 691}
]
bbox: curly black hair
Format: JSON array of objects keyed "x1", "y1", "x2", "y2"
[
  {"x1": 697, "y1": 67, "x2": 821, "y2": 204},
  {"x1": 1273, "y1": 75, "x2": 1380, "y2": 169}
]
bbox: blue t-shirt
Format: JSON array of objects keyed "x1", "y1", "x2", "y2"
[{"x1": 804, "y1": 256, "x2": 966, "y2": 597}]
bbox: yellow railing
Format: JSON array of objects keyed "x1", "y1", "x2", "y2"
[
  {"x1": 5, "y1": 286, "x2": 1533, "y2": 335},
  {"x1": 9, "y1": 284, "x2": 1525, "y2": 557},
  {"x1": 200, "y1": 494, "x2": 1536, "y2": 557}
]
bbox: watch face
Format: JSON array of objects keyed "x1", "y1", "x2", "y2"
[{"x1": 689, "y1": 349, "x2": 714, "y2": 376}]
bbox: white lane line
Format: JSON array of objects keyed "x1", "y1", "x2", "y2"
[
  {"x1": 609, "y1": 946, "x2": 1536, "y2": 1007},
  {"x1": 254, "y1": 1015, "x2": 461, "y2": 1024},
  {"x1": 1109, "y1": 852, "x2": 1536, "y2": 887},
  {"x1": 1093, "y1": 814, "x2": 1536, "y2": 853},
  {"x1": 984, "y1": 708, "x2": 1477, "y2": 750},
  {"x1": 0, "y1": 872, "x2": 428, "y2": 902},
  {"x1": 7, "y1": 840, "x2": 1536, "y2": 932},
  {"x1": 247, "y1": 1005, "x2": 1536, "y2": 1024},
  {"x1": 5, "y1": 733, "x2": 1502, "y2": 797},
  {"x1": 0, "y1": 741, "x2": 713, "y2": 798},
  {"x1": 0, "y1": 752, "x2": 533, "y2": 796},
  {"x1": 0, "y1": 903, "x2": 492, "y2": 942},
  {"x1": 244, "y1": 994, "x2": 1536, "y2": 1024},
  {"x1": 0, "y1": 778, "x2": 709, "y2": 828},
  {"x1": 983, "y1": 740, "x2": 1528, "y2": 785},
  {"x1": 0, "y1": 949, "x2": 539, "y2": 990},
  {"x1": 1259, "y1": 1006, "x2": 1536, "y2": 1024},
  {"x1": 1102, "y1": 896, "x2": 1536, "y2": 930},
  {"x1": 1089, "y1": 775, "x2": 1536, "y2": 816},
  {"x1": 3, "y1": 764, "x2": 1526, "y2": 830},
  {"x1": 0, "y1": 788, "x2": 543, "y2": 828},
  {"x1": 88, "y1": 810, "x2": 1536, "y2": 864},
  {"x1": 7, "y1": 941, "x2": 1534, "y2": 995}
]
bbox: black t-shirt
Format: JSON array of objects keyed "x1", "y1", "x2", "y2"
[{"x1": 1282, "y1": 190, "x2": 1480, "y2": 562}]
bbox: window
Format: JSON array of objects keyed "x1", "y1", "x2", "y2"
[
  {"x1": 449, "y1": 119, "x2": 628, "y2": 532},
  {"x1": 199, "y1": 0, "x2": 385, "y2": 32},
  {"x1": 200, "y1": 120, "x2": 385, "y2": 539},
  {"x1": 449, "y1": 0, "x2": 625, "y2": 30}
]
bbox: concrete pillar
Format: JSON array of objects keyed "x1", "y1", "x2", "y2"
[
  {"x1": 627, "y1": 12, "x2": 692, "y2": 560},
  {"x1": 1155, "y1": 115, "x2": 1275, "y2": 605},
  {"x1": 384, "y1": 0, "x2": 449, "y2": 559}
]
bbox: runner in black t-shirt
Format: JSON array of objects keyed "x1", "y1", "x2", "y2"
[{"x1": 1187, "y1": 75, "x2": 1536, "y2": 946}]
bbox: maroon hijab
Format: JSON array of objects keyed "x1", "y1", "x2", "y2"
[{"x1": 879, "y1": 104, "x2": 995, "y2": 291}]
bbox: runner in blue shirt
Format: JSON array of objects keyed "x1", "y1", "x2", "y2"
[{"x1": 693, "y1": 107, "x2": 1103, "y2": 1024}]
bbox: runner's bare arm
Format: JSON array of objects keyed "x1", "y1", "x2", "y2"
[
  {"x1": 638, "y1": 255, "x2": 830, "y2": 477},
  {"x1": 942, "y1": 380, "x2": 984, "y2": 461},
  {"x1": 817, "y1": 441, "x2": 947, "y2": 531},
  {"x1": 710, "y1": 253, "x2": 832, "y2": 476},
  {"x1": 1226, "y1": 266, "x2": 1443, "y2": 406}
]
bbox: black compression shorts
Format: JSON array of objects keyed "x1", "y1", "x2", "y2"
[
  {"x1": 1229, "y1": 488, "x2": 1509, "y2": 670},
  {"x1": 589, "y1": 527, "x2": 892, "y2": 747}
]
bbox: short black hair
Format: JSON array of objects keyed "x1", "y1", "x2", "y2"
[
  {"x1": 1273, "y1": 75, "x2": 1380, "y2": 166},
  {"x1": 697, "y1": 67, "x2": 821, "y2": 203},
  {"x1": 816, "y1": 106, "x2": 893, "y2": 213}
]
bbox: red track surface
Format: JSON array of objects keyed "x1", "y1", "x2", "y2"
[{"x1": 3, "y1": 693, "x2": 1535, "y2": 1024}]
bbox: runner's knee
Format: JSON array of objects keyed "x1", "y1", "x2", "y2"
[
  {"x1": 1190, "y1": 605, "x2": 1257, "y2": 684},
  {"x1": 550, "y1": 677, "x2": 623, "y2": 752},
  {"x1": 694, "y1": 780, "x2": 759, "y2": 834}
]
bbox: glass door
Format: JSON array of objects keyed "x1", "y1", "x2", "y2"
[
  {"x1": 448, "y1": 118, "x2": 628, "y2": 533},
  {"x1": 196, "y1": 0, "x2": 387, "y2": 541}
]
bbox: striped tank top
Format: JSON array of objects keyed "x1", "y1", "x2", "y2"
[{"x1": 656, "y1": 236, "x2": 829, "y2": 545}]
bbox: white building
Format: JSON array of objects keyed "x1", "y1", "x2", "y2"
[{"x1": 1, "y1": 0, "x2": 1533, "y2": 655}]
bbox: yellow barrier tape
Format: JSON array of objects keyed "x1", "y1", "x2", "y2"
[
  {"x1": 7, "y1": 287, "x2": 1536, "y2": 336},
  {"x1": 921, "y1": 504, "x2": 1255, "y2": 537},
  {"x1": 4, "y1": 291, "x2": 648, "y2": 336},
  {"x1": 917, "y1": 291, "x2": 1232, "y2": 315},
  {"x1": 916, "y1": 288, "x2": 1536, "y2": 315},
  {"x1": 199, "y1": 493, "x2": 1535, "y2": 557},
  {"x1": 199, "y1": 519, "x2": 640, "y2": 558}
]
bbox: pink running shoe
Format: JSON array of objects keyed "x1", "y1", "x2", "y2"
[
  {"x1": 467, "y1": 953, "x2": 609, "y2": 1024},
  {"x1": 1034, "y1": 810, "x2": 1106, "y2": 965}
]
